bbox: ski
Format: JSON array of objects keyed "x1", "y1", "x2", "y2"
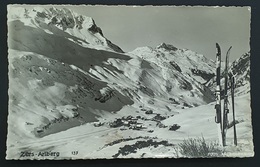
[
  {"x1": 222, "y1": 46, "x2": 232, "y2": 146},
  {"x1": 215, "y1": 43, "x2": 223, "y2": 146},
  {"x1": 230, "y1": 73, "x2": 238, "y2": 146}
]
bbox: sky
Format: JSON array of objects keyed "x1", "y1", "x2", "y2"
[{"x1": 36, "y1": 5, "x2": 251, "y2": 62}]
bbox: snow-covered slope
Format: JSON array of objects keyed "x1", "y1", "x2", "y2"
[
  {"x1": 129, "y1": 43, "x2": 215, "y2": 84},
  {"x1": 229, "y1": 52, "x2": 250, "y2": 95},
  {"x1": 206, "y1": 52, "x2": 250, "y2": 96},
  {"x1": 7, "y1": 6, "x2": 215, "y2": 141},
  {"x1": 7, "y1": 92, "x2": 253, "y2": 159},
  {"x1": 6, "y1": 6, "x2": 253, "y2": 159},
  {"x1": 8, "y1": 6, "x2": 124, "y2": 53},
  {"x1": 8, "y1": 49, "x2": 133, "y2": 140}
]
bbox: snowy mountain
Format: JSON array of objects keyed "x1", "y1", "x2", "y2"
[
  {"x1": 230, "y1": 52, "x2": 250, "y2": 95},
  {"x1": 129, "y1": 43, "x2": 215, "y2": 84},
  {"x1": 206, "y1": 52, "x2": 250, "y2": 96},
  {"x1": 8, "y1": 6, "x2": 124, "y2": 53},
  {"x1": 6, "y1": 6, "x2": 253, "y2": 159}
]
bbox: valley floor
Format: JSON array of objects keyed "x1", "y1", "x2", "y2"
[{"x1": 6, "y1": 93, "x2": 254, "y2": 159}]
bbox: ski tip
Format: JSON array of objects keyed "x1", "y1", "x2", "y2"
[
  {"x1": 216, "y1": 43, "x2": 221, "y2": 57},
  {"x1": 226, "y1": 46, "x2": 232, "y2": 56}
]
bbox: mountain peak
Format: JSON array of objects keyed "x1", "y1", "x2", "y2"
[
  {"x1": 156, "y1": 43, "x2": 178, "y2": 51},
  {"x1": 8, "y1": 6, "x2": 124, "y2": 53}
]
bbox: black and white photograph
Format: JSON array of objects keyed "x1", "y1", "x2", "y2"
[{"x1": 6, "y1": 4, "x2": 253, "y2": 159}]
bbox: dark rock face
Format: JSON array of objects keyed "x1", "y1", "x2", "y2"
[
  {"x1": 88, "y1": 21, "x2": 104, "y2": 36},
  {"x1": 94, "y1": 88, "x2": 115, "y2": 103},
  {"x1": 179, "y1": 79, "x2": 193, "y2": 91},
  {"x1": 106, "y1": 39, "x2": 124, "y2": 53},
  {"x1": 170, "y1": 61, "x2": 182, "y2": 72},
  {"x1": 157, "y1": 43, "x2": 178, "y2": 51},
  {"x1": 191, "y1": 68, "x2": 214, "y2": 81},
  {"x1": 46, "y1": 8, "x2": 77, "y2": 30}
]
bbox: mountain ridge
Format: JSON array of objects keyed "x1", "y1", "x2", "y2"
[
  {"x1": 8, "y1": 6, "x2": 124, "y2": 53},
  {"x1": 7, "y1": 6, "x2": 250, "y2": 142},
  {"x1": 206, "y1": 51, "x2": 250, "y2": 96}
]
